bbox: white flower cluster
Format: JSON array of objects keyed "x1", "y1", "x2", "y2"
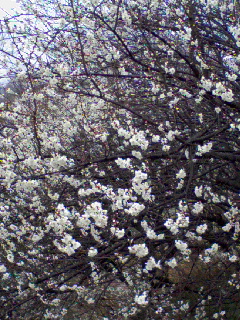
[
  {"x1": 192, "y1": 202, "x2": 204, "y2": 214},
  {"x1": 176, "y1": 168, "x2": 186, "y2": 189},
  {"x1": 40, "y1": 134, "x2": 63, "y2": 152},
  {"x1": 175, "y1": 240, "x2": 189, "y2": 254},
  {"x1": 229, "y1": 255, "x2": 238, "y2": 262},
  {"x1": 200, "y1": 77, "x2": 213, "y2": 91},
  {"x1": 151, "y1": 82, "x2": 160, "y2": 94},
  {"x1": 129, "y1": 130, "x2": 149, "y2": 150},
  {"x1": 213, "y1": 311, "x2": 226, "y2": 319},
  {"x1": 222, "y1": 206, "x2": 239, "y2": 234},
  {"x1": 48, "y1": 191, "x2": 59, "y2": 201},
  {"x1": 196, "y1": 223, "x2": 208, "y2": 234},
  {"x1": 134, "y1": 291, "x2": 148, "y2": 305},
  {"x1": 31, "y1": 231, "x2": 44, "y2": 242},
  {"x1": 132, "y1": 150, "x2": 143, "y2": 160},
  {"x1": 46, "y1": 205, "x2": 73, "y2": 234},
  {"x1": 117, "y1": 127, "x2": 132, "y2": 139},
  {"x1": 169, "y1": 96, "x2": 180, "y2": 108},
  {"x1": 229, "y1": 25, "x2": 240, "y2": 48},
  {"x1": 78, "y1": 181, "x2": 147, "y2": 227},
  {"x1": 201, "y1": 243, "x2": 220, "y2": 262},
  {"x1": 122, "y1": 9, "x2": 131, "y2": 25},
  {"x1": 88, "y1": 247, "x2": 98, "y2": 257},
  {"x1": 15, "y1": 179, "x2": 39, "y2": 194},
  {"x1": 90, "y1": 225, "x2": 102, "y2": 243},
  {"x1": 0, "y1": 205, "x2": 10, "y2": 220},
  {"x1": 128, "y1": 243, "x2": 149, "y2": 258},
  {"x1": 152, "y1": 135, "x2": 160, "y2": 142},
  {"x1": 164, "y1": 212, "x2": 189, "y2": 235},
  {"x1": 144, "y1": 256, "x2": 161, "y2": 271},
  {"x1": 115, "y1": 158, "x2": 132, "y2": 169},
  {"x1": 0, "y1": 167, "x2": 17, "y2": 188},
  {"x1": 226, "y1": 72, "x2": 238, "y2": 81},
  {"x1": 222, "y1": 222, "x2": 233, "y2": 232},
  {"x1": 54, "y1": 234, "x2": 81, "y2": 256},
  {"x1": 196, "y1": 55, "x2": 208, "y2": 69},
  {"x1": 76, "y1": 215, "x2": 91, "y2": 230},
  {"x1": 111, "y1": 188, "x2": 132, "y2": 211},
  {"x1": 84, "y1": 202, "x2": 108, "y2": 228},
  {"x1": 166, "y1": 129, "x2": 180, "y2": 142},
  {"x1": 110, "y1": 227, "x2": 125, "y2": 239},
  {"x1": 23, "y1": 157, "x2": 41, "y2": 170},
  {"x1": 229, "y1": 120, "x2": 240, "y2": 131},
  {"x1": 212, "y1": 82, "x2": 234, "y2": 102},
  {"x1": 49, "y1": 154, "x2": 73, "y2": 170},
  {"x1": 185, "y1": 231, "x2": 203, "y2": 242},
  {"x1": 78, "y1": 181, "x2": 108, "y2": 197},
  {"x1": 6, "y1": 251, "x2": 14, "y2": 263},
  {"x1": 0, "y1": 265, "x2": 6, "y2": 273},
  {"x1": 141, "y1": 220, "x2": 164, "y2": 240},
  {"x1": 195, "y1": 185, "x2": 203, "y2": 197},
  {"x1": 179, "y1": 89, "x2": 192, "y2": 98},
  {"x1": 57, "y1": 63, "x2": 68, "y2": 76},
  {"x1": 202, "y1": 186, "x2": 225, "y2": 204},
  {"x1": 176, "y1": 169, "x2": 186, "y2": 179},
  {"x1": 166, "y1": 257, "x2": 178, "y2": 268},
  {"x1": 196, "y1": 142, "x2": 213, "y2": 156},
  {"x1": 117, "y1": 125, "x2": 149, "y2": 150},
  {"x1": 183, "y1": 26, "x2": 192, "y2": 41},
  {"x1": 132, "y1": 170, "x2": 154, "y2": 201},
  {"x1": 126, "y1": 203, "x2": 145, "y2": 216},
  {"x1": 180, "y1": 302, "x2": 189, "y2": 312},
  {"x1": 164, "y1": 66, "x2": 175, "y2": 75}
]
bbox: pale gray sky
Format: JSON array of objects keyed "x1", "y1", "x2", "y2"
[
  {"x1": 0, "y1": 0, "x2": 22, "y2": 84},
  {"x1": 0, "y1": 0, "x2": 21, "y2": 19}
]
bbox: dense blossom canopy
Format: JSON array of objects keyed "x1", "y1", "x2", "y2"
[{"x1": 0, "y1": 0, "x2": 240, "y2": 319}]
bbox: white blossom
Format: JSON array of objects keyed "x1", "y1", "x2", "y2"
[
  {"x1": 195, "y1": 185, "x2": 203, "y2": 197},
  {"x1": 0, "y1": 265, "x2": 6, "y2": 273},
  {"x1": 132, "y1": 150, "x2": 143, "y2": 160},
  {"x1": 166, "y1": 258, "x2": 177, "y2": 268},
  {"x1": 200, "y1": 77, "x2": 213, "y2": 91},
  {"x1": 134, "y1": 292, "x2": 148, "y2": 305},
  {"x1": 176, "y1": 169, "x2": 186, "y2": 179},
  {"x1": 145, "y1": 257, "x2": 161, "y2": 271},
  {"x1": 88, "y1": 247, "x2": 98, "y2": 257},
  {"x1": 129, "y1": 243, "x2": 149, "y2": 258},
  {"x1": 126, "y1": 203, "x2": 145, "y2": 216},
  {"x1": 222, "y1": 223, "x2": 233, "y2": 232},
  {"x1": 205, "y1": 243, "x2": 219, "y2": 257},
  {"x1": 115, "y1": 158, "x2": 132, "y2": 169},
  {"x1": 176, "y1": 213, "x2": 190, "y2": 228},
  {"x1": 193, "y1": 202, "x2": 204, "y2": 214},
  {"x1": 196, "y1": 142, "x2": 213, "y2": 155},
  {"x1": 117, "y1": 127, "x2": 131, "y2": 139},
  {"x1": 162, "y1": 145, "x2": 170, "y2": 151},
  {"x1": 175, "y1": 240, "x2": 188, "y2": 251},
  {"x1": 85, "y1": 202, "x2": 108, "y2": 228},
  {"x1": 196, "y1": 224, "x2": 208, "y2": 234},
  {"x1": 110, "y1": 227, "x2": 125, "y2": 239},
  {"x1": 129, "y1": 131, "x2": 149, "y2": 150},
  {"x1": 226, "y1": 73, "x2": 238, "y2": 81},
  {"x1": 177, "y1": 180, "x2": 184, "y2": 189},
  {"x1": 152, "y1": 135, "x2": 160, "y2": 142},
  {"x1": 229, "y1": 255, "x2": 238, "y2": 262},
  {"x1": 166, "y1": 130, "x2": 180, "y2": 141}
]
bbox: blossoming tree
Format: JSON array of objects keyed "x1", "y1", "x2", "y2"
[{"x1": 0, "y1": 0, "x2": 240, "y2": 318}]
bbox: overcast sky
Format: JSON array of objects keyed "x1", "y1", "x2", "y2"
[
  {"x1": 0, "y1": 0, "x2": 22, "y2": 84},
  {"x1": 0, "y1": 0, "x2": 21, "y2": 19}
]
